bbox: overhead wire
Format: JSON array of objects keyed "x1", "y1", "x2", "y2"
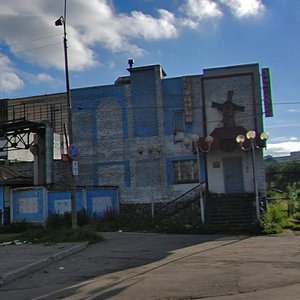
[
  {"x1": 71, "y1": 106, "x2": 269, "y2": 127},
  {"x1": 1, "y1": 35, "x2": 299, "y2": 110},
  {"x1": 7, "y1": 42, "x2": 62, "y2": 55},
  {"x1": 0, "y1": 33, "x2": 62, "y2": 58},
  {"x1": 73, "y1": 101, "x2": 300, "y2": 110},
  {"x1": 0, "y1": 33, "x2": 62, "y2": 50},
  {"x1": 70, "y1": 99, "x2": 300, "y2": 128}
]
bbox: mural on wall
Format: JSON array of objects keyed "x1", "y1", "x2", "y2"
[
  {"x1": 212, "y1": 91, "x2": 244, "y2": 128},
  {"x1": 210, "y1": 90, "x2": 247, "y2": 152}
]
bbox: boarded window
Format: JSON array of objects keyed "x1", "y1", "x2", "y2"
[{"x1": 173, "y1": 160, "x2": 198, "y2": 184}]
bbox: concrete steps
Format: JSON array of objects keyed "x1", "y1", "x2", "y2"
[{"x1": 206, "y1": 193, "x2": 256, "y2": 226}]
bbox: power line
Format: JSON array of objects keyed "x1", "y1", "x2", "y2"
[
  {"x1": 73, "y1": 101, "x2": 300, "y2": 111},
  {"x1": 0, "y1": 35, "x2": 62, "y2": 58},
  {"x1": 72, "y1": 105, "x2": 268, "y2": 126},
  {"x1": 0, "y1": 34, "x2": 61, "y2": 50},
  {"x1": 9, "y1": 42, "x2": 62, "y2": 55},
  {"x1": 273, "y1": 102, "x2": 300, "y2": 105}
]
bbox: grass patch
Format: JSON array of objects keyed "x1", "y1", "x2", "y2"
[
  {"x1": 0, "y1": 225, "x2": 103, "y2": 244},
  {"x1": 0, "y1": 211, "x2": 103, "y2": 244},
  {"x1": 4, "y1": 200, "x2": 300, "y2": 241},
  {"x1": 259, "y1": 203, "x2": 290, "y2": 234},
  {"x1": 0, "y1": 233, "x2": 21, "y2": 243},
  {"x1": 92, "y1": 212, "x2": 261, "y2": 235},
  {"x1": 21, "y1": 227, "x2": 103, "y2": 244}
]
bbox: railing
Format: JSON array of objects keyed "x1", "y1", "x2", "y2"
[
  {"x1": 0, "y1": 102, "x2": 68, "y2": 135},
  {"x1": 155, "y1": 184, "x2": 201, "y2": 214}
]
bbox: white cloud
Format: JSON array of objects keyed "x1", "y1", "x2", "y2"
[
  {"x1": 121, "y1": 9, "x2": 178, "y2": 41},
  {"x1": 0, "y1": 55, "x2": 24, "y2": 93},
  {"x1": 37, "y1": 73, "x2": 54, "y2": 82},
  {"x1": 0, "y1": 0, "x2": 267, "y2": 77},
  {"x1": 266, "y1": 122, "x2": 300, "y2": 129},
  {"x1": 268, "y1": 136, "x2": 298, "y2": 143},
  {"x1": 219, "y1": 0, "x2": 265, "y2": 18},
  {"x1": 265, "y1": 136, "x2": 300, "y2": 157},
  {"x1": 179, "y1": 0, "x2": 223, "y2": 28},
  {"x1": 0, "y1": 0, "x2": 180, "y2": 72},
  {"x1": 288, "y1": 109, "x2": 300, "y2": 113},
  {"x1": 265, "y1": 141, "x2": 300, "y2": 157},
  {"x1": 180, "y1": 0, "x2": 223, "y2": 20}
]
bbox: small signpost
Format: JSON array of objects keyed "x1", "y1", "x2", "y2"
[
  {"x1": 72, "y1": 160, "x2": 79, "y2": 176},
  {"x1": 68, "y1": 144, "x2": 79, "y2": 176},
  {"x1": 67, "y1": 144, "x2": 79, "y2": 159}
]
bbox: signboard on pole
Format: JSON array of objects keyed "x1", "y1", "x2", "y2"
[
  {"x1": 68, "y1": 144, "x2": 79, "y2": 160},
  {"x1": 72, "y1": 161, "x2": 79, "y2": 176},
  {"x1": 262, "y1": 68, "x2": 273, "y2": 117}
]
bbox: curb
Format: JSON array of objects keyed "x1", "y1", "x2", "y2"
[{"x1": 0, "y1": 242, "x2": 88, "y2": 287}]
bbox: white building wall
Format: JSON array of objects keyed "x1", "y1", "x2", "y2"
[
  {"x1": 207, "y1": 150, "x2": 259, "y2": 193},
  {"x1": 203, "y1": 64, "x2": 266, "y2": 195}
]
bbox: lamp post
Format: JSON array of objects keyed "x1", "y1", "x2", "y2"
[
  {"x1": 138, "y1": 144, "x2": 162, "y2": 219},
  {"x1": 236, "y1": 131, "x2": 269, "y2": 219},
  {"x1": 55, "y1": 0, "x2": 78, "y2": 229},
  {"x1": 184, "y1": 135, "x2": 213, "y2": 224}
]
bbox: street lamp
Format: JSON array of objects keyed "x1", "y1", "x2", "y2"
[
  {"x1": 138, "y1": 144, "x2": 162, "y2": 219},
  {"x1": 184, "y1": 135, "x2": 213, "y2": 224},
  {"x1": 236, "y1": 130, "x2": 269, "y2": 219},
  {"x1": 55, "y1": 0, "x2": 78, "y2": 229}
]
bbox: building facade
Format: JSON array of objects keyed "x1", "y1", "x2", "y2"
[
  {"x1": 71, "y1": 62, "x2": 270, "y2": 211},
  {"x1": 0, "y1": 62, "x2": 271, "y2": 224}
]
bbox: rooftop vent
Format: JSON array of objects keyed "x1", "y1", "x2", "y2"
[{"x1": 128, "y1": 59, "x2": 134, "y2": 69}]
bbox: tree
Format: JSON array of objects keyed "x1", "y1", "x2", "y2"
[{"x1": 266, "y1": 161, "x2": 300, "y2": 190}]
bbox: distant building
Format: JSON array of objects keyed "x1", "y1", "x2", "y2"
[
  {"x1": 265, "y1": 151, "x2": 300, "y2": 165},
  {"x1": 0, "y1": 92, "x2": 68, "y2": 162}
]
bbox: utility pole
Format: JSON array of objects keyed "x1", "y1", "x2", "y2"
[{"x1": 55, "y1": 0, "x2": 78, "y2": 229}]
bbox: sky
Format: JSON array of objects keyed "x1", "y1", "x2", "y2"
[{"x1": 0, "y1": 0, "x2": 299, "y2": 157}]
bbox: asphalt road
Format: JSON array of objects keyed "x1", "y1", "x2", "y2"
[{"x1": 0, "y1": 231, "x2": 300, "y2": 300}]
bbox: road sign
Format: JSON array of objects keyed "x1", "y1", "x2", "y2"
[
  {"x1": 72, "y1": 160, "x2": 79, "y2": 176},
  {"x1": 68, "y1": 144, "x2": 79, "y2": 159}
]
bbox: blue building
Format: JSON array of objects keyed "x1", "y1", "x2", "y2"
[
  {"x1": 71, "y1": 62, "x2": 271, "y2": 222},
  {"x1": 1, "y1": 62, "x2": 272, "y2": 224}
]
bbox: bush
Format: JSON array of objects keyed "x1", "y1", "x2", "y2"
[
  {"x1": 77, "y1": 209, "x2": 90, "y2": 226},
  {"x1": 286, "y1": 183, "x2": 299, "y2": 216},
  {"x1": 3, "y1": 221, "x2": 42, "y2": 233},
  {"x1": 46, "y1": 209, "x2": 90, "y2": 229},
  {"x1": 47, "y1": 212, "x2": 72, "y2": 229},
  {"x1": 292, "y1": 212, "x2": 300, "y2": 221},
  {"x1": 74, "y1": 227, "x2": 103, "y2": 243},
  {"x1": 260, "y1": 204, "x2": 287, "y2": 234}
]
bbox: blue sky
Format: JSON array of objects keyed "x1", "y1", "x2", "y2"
[{"x1": 0, "y1": 0, "x2": 299, "y2": 157}]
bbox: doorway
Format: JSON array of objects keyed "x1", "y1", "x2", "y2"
[{"x1": 223, "y1": 156, "x2": 244, "y2": 193}]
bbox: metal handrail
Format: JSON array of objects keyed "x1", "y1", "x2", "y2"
[{"x1": 155, "y1": 184, "x2": 200, "y2": 213}]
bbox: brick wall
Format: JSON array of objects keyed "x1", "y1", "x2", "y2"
[
  {"x1": 70, "y1": 65, "x2": 204, "y2": 205},
  {"x1": 69, "y1": 63, "x2": 266, "y2": 206}
]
